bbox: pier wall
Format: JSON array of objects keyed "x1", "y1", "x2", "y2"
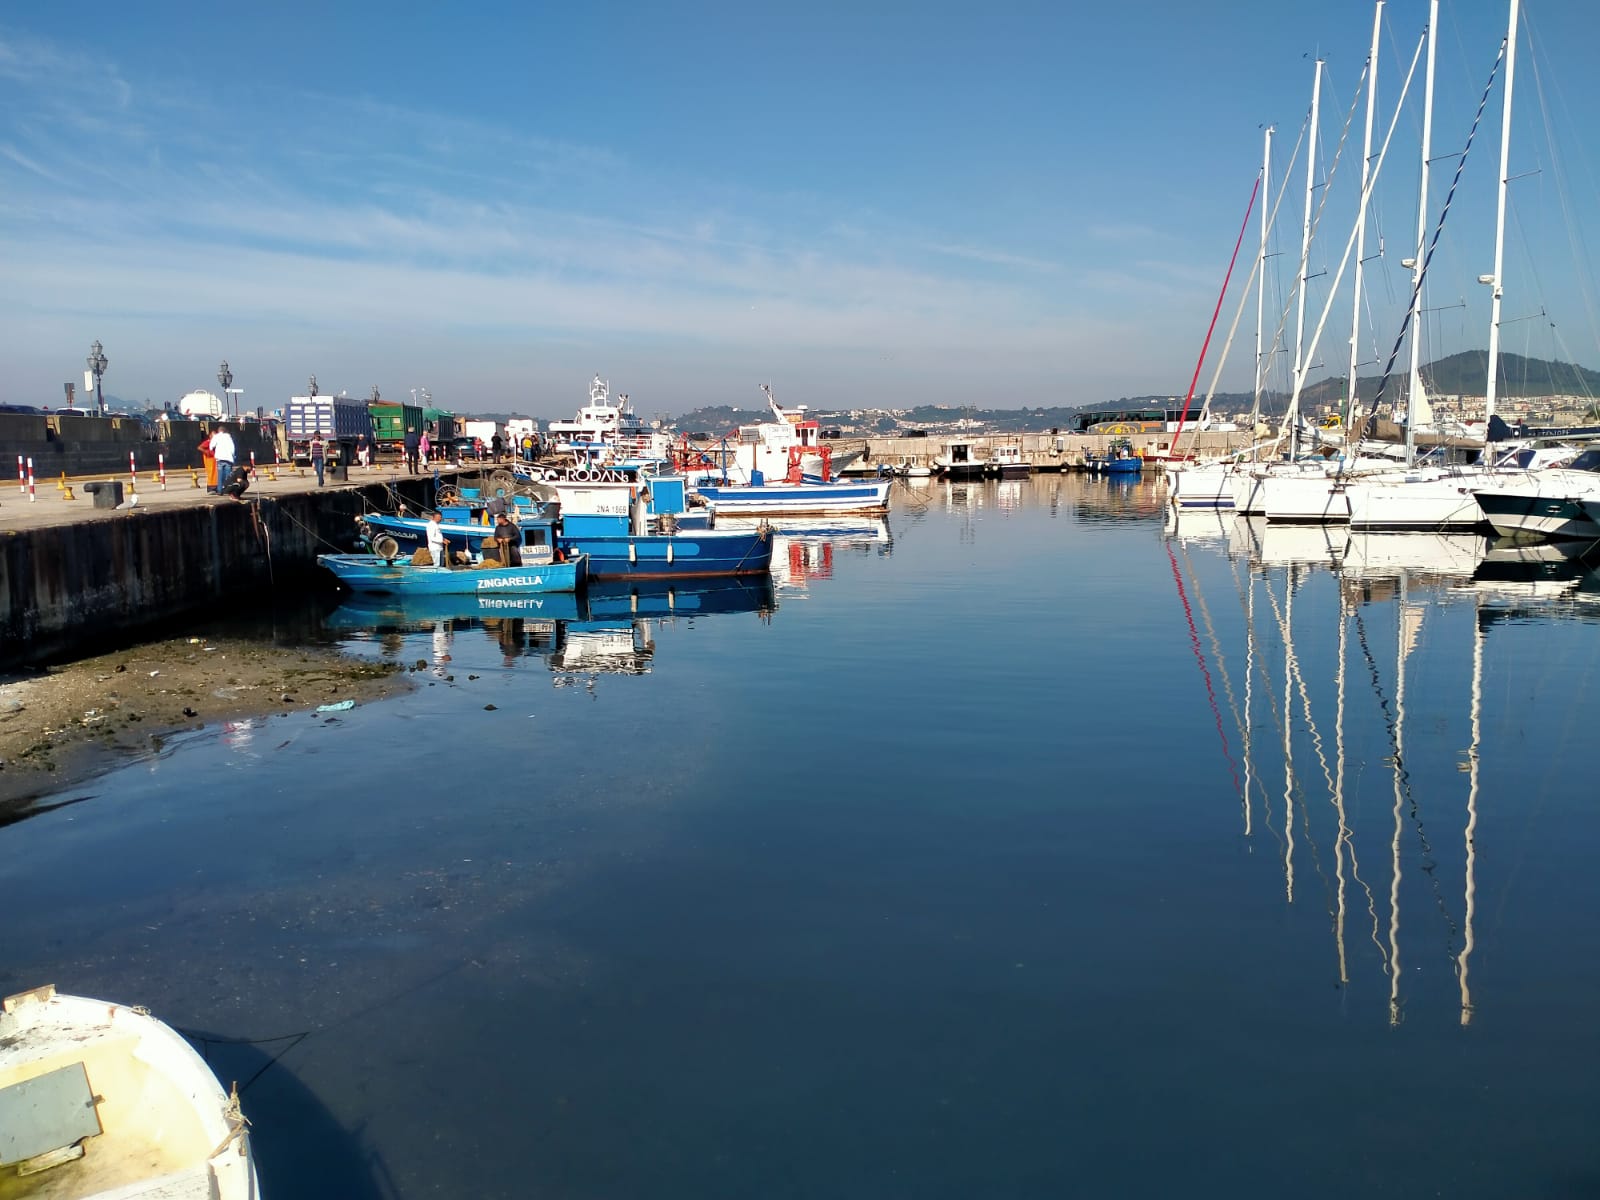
[
  {"x1": 843, "y1": 429, "x2": 1252, "y2": 469},
  {"x1": 0, "y1": 479, "x2": 432, "y2": 670},
  {"x1": 0, "y1": 414, "x2": 277, "y2": 481}
]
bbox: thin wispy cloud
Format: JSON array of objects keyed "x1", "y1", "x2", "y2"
[{"x1": 0, "y1": 25, "x2": 1268, "y2": 408}]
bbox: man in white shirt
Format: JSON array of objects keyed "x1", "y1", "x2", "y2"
[
  {"x1": 210, "y1": 427, "x2": 236, "y2": 493},
  {"x1": 426, "y1": 510, "x2": 449, "y2": 568}
]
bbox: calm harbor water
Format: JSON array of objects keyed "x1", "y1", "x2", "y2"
[{"x1": 5, "y1": 473, "x2": 1600, "y2": 1198}]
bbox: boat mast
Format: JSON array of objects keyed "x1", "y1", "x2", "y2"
[
  {"x1": 1289, "y1": 59, "x2": 1324, "y2": 460},
  {"x1": 1345, "y1": 4, "x2": 1384, "y2": 443},
  {"x1": 1482, "y1": 0, "x2": 1520, "y2": 427},
  {"x1": 1253, "y1": 125, "x2": 1275, "y2": 437},
  {"x1": 1404, "y1": 0, "x2": 1439, "y2": 467}
]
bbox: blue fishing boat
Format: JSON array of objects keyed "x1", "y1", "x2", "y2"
[
  {"x1": 1085, "y1": 439, "x2": 1145, "y2": 475},
  {"x1": 318, "y1": 551, "x2": 585, "y2": 596},
  {"x1": 321, "y1": 510, "x2": 586, "y2": 596},
  {"x1": 358, "y1": 476, "x2": 772, "y2": 581}
]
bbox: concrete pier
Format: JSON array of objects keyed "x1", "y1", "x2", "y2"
[
  {"x1": 1, "y1": 464, "x2": 450, "y2": 670},
  {"x1": 834, "y1": 429, "x2": 1251, "y2": 472}
]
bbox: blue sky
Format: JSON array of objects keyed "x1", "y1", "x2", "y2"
[{"x1": 3, "y1": 0, "x2": 1598, "y2": 419}]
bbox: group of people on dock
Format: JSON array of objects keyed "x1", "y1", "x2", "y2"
[{"x1": 196, "y1": 426, "x2": 247, "y2": 498}]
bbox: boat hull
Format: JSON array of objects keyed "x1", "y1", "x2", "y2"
[
  {"x1": 697, "y1": 479, "x2": 892, "y2": 516},
  {"x1": 1347, "y1": 475, "x2": 1490, "y2": 531},
  {"x1": 0, "y1": 986, "x2": 259, "y2": 1199},
  {"x1": 360, "y1": 512, "x2": 762, "y2": 579},
  {"x1": 319, "y1": 553, "x2": 586, "y2": 595},
  {"x1": 1474, "y1": 490, "x2": 1600, "y2": 541},
  {"x1": 558, "y1": 530, "x2": 773, "y2": 580}
]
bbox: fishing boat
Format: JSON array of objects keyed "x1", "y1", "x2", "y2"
[
  {"x1": 990, "y1": 444, "x2": 1032, "y2": 479},
  {"x1": 359, "y1": 479, "x2": 772, "y2": 580},
  {"x1": 544, "y1": 374, "x2": 672, "y2": 465},
  {"x1": 321, "y1": 512, "x2": 586, "y2": 595},
  {"x1": 319, "y1": 549, "x2": 586, "y2": 596},
  {"x1": 680, "y1": 384, "x2": 861, "y2": 484},
  {"x1": 932, "y1": 439, "x2": 994, "y2": 480},
  {"x1": 0, "y1": 984, "x2": 259, "y2": 1199},
  {"x1": 1084, "y1": 439, "x2": 1144, "y2": 475},
  {"x1": 694, "y1": 476, "x2": 892, "y2": 517}
]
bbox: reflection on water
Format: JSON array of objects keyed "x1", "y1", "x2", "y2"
[
  {"x1": 6, "y1": 474, "x2": 1600, "y2": 1197},
  {"x1": 328, "y1": 576, "x2": 778, "y2": 678},
  {"x1": 1168, "y1": 511, "x2": 1600, "y2": 1030}
]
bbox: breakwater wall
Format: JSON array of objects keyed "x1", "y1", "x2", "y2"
[
  {"x1": 0, "y1": 413, "x2": 277, "y2": 480},
  {"x1": 842, "y1": 429, "x2": 1251, "y2": 470},
  {"x1": 0, "y1": 479, "x2": 433, "y2": 670}
]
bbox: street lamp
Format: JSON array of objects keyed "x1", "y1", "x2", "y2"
[
  {"x1": 218, "y1": 361, "x2": 233, "y2": 417},
  {"x1": 87, "y1": 340, "x2": 108, "y2": 415}
]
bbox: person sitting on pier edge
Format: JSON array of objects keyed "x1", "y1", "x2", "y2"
[
  {"x1": 209, "y1": 426, "x2": 236, "y2": 495},
  {"x1": 310, "y1": 430, "x2": 326, "y2": 486},
  {"x1": 426, "y1": 510, "x2": 449, "y2": 568},
  {"x1": 219, "y1": 462, "x2": 250, "y2": 501},
  {"x1": 404, "y1": 426, "x2": 420, "y2": 474}
]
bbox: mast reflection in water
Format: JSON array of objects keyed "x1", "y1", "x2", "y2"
[{"x1": 1169, "y1": 511, "x2": 1600, "y2": 1027}]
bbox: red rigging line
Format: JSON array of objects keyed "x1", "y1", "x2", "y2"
[
  {"x1": 1166, "y1": 540, "x2": 1244, "y2": 804},
  {"x1": 1171, "y1": 173, "x2": 1262, "y2": 454}
]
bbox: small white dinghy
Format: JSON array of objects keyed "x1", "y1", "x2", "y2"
[{"x1": 0, "y1": 985, "x2": 259, "y2": 1199}]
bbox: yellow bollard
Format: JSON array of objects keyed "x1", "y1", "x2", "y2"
[
  {"x1": 57, "y1": 472, "x2": 68, "y2": 493},
  {"x1": 62, "y1": 485, "x2": 76, "y2": 501},
  {"x1": 190, "y1": 469, "x2": 201, "y2": 488},
  {"x1": 266, "y1": 468, "x2": 279, "y2": 481}
]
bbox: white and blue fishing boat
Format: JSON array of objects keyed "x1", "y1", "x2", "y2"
[{"x1": 693, "y1": 477, "x2": 892, "y2": 517}]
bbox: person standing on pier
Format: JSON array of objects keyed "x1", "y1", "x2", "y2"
[
  {"x1": 404, "y1": 426, "x2": 420, "y2": 474},
  {"x1": 199, "y1": 433, "x2": 218, "y2": 493},
  {"x1": 210, "y1": 426, "x2": 236, "y2": 494},
  {"x1": 356, "y1": 432, "x2": 370, "y2": 470},
  {"x1": 418, "y1": 429, "x2": 432, "y2": 469},
  {"x1": 310, "y1": 430, "x2": 326, "y2": 486}
]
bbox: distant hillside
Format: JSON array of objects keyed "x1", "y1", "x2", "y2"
[{"x1": 1292, "y1": 352, "x2": 1600, "y2": 411}]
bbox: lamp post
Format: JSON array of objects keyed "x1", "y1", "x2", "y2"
[
  {"x1": 218, "y1": 361, "x2": 233, "y2": 417},
  {"x1": 87, "y1": 340, "x2": 108, "y2": 416}
]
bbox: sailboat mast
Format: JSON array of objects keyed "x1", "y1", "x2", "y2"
[
  {"x1": 1405, "y1": 0, "x2": 1439, "y2": 467},
  {"x1": 1253, "y1": 125, "x2": 1275, "y2": 432},
  {"x1": 1483, "y1": 0, "x2": 1520, "y2": 426},
  {"x1": 1290, "y1": 60, "x2": 1324, "y2": 459},
  {"x1": 1345, "y1": 3, "x2": 1384, "y2": 438}
]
